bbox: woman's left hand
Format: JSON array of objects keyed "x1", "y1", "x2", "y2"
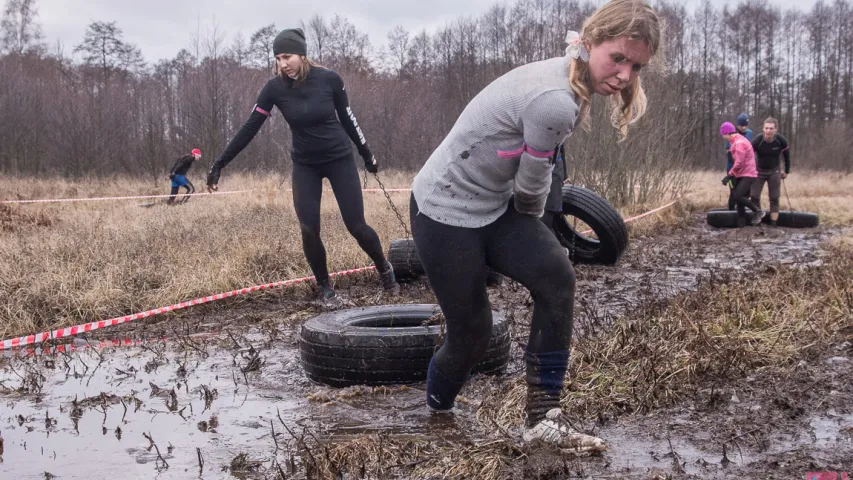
[{"x1": 364, "y1": 155, "x2": 379, "y2": 174}]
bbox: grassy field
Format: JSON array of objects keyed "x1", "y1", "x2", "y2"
[{"x1": 1, "y1": 169, "x2": 851, "y2": 339}]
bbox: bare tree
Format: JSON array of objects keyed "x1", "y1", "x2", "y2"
[
  {"x1": 326, "y1": 14, "x2": 370, "y2": 72},
  {"x1": 387, "y1": 25, "x2": 409, "y2": 78},
  {"x1": 0, "y1": 0, "x2": 43, "y2": 55},
  {"x1": 74, "y1": 21, "x2": 144, "y2": 87},
  {"x1": 305, "y1": 15, "x2": 328, "y2": 62},
  {"x1": 248, "y1": 24, "x2": 276, "y2": 71}
]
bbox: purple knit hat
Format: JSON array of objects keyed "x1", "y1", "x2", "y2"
[{"x1": 719, "y1": 122, "x2": 736, "y2": 136}]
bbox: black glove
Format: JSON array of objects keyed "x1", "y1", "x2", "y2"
[
  {"x1": 169, "y1": 173, "x2": 175, "y2": 180},
  {"x1": 207, "y1": 164, "x2": 222, "y2": 187},
  {"x1": 363, "y1": 154, "x2": 378, "y2": 174},
  {"x1": 721, "y1": 175, "x2": 731, "y2": 186}
]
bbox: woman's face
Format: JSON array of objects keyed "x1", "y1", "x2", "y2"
[
  {"x1": 585, "y1": 37, "x2": 652, "y2": 96},
  {"x1": 276, "y1": 53, "x2": 304, "y2": 78}
]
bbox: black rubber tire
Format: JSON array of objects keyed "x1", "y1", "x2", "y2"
[
  {"x1": 387, "y1": 238, "x2": 424, "y2": 280},
  {"x1": 705, "y1": 209, "x2": 768, "y2": 228},
  {"x1": 388, "y1": 238, "x2": 504, "y2": 286},
  {"x1": 299, "y1": 304, "x2": 511, "y2": 387},
  {"x1": 554, "y1": 185, "x2": 629, "y2": 265},
  {"x1": 763, "y1": 211, "x2": 819, "y2": 228}
]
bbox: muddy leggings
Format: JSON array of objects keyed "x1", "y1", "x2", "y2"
[
  {"x1": 292, "y1": 155, "x2": 387, "y2": 287},
  {"x1": 732, "y1": 176, "x2": 761, "y2": 217},
  {"x1": 750, "y1": 169, "x2": 781, "y2": 213},
  {"x1": 411, "y1": 194, "x2": 574, "y2": 425}
]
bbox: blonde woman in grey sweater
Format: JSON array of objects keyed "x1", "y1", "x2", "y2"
[{"x1": 410, "y1": 0, "x2": 662, "y2": 452}]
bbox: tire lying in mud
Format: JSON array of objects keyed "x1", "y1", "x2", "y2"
[
  {"x1": 299, "y1": 304, "x2": 511, "y2": 387},
  {"x1": 387, "y1": 238, "x2": 504, "y2": 286},
  {"x1": 706, "y1": 209, "x2": 819, "y2": 229},
  {"x1": 553, "y1": 185, "x2": 629, "y2": 265},
  {"x1": 763, "y1": 211, "x2": 820, "y2": 228},
  {"x1": 706, "y1": 209, "x2": 747, "y2": 228}
]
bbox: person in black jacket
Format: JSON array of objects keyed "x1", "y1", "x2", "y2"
[
  {"x1": 168, "y1": 148, "x2": 201, "y2": 205},
  {"x1": 750, "y1": 117, "x2": 791, "y2": 225},
  {"x1": 206, "y1": 28, "x2": 399, "y2": 300}
]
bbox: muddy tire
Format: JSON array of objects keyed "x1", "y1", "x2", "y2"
[
  {"x1": 387, "y1": 238, "x2": 424, "y2": 280},
  {"x1": 299, "y1": 304, "x2": 511, "y2": 387},
  {"x1": 763, "y1": 211, "x2": 819, "y2": 228},
  {"x1": 553, "y1": 185, "x2": 629, "y2": 265},
  {"x1": 706, "y1": 210, "x2": 754, "y2": 228},
  {"x1": 388, "y1": 238, "x2": 504, "y2": 286}
]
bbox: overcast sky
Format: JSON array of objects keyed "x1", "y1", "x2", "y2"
[{"x1": 35, "y1": 0, "x2": 815, "y2": 63}]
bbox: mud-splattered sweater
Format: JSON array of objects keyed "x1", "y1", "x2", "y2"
[{"x1": 412, "y1": 56, "x2": 581, "y2": 228}]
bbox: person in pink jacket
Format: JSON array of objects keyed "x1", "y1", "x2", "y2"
[{"x1": 721, "y1": 122, "x2": 764, "y2": 225}]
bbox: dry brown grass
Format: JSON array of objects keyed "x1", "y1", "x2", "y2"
[
  {"x1": 481, "y1": 238, "x2": 853, "y2": 431},
  {"x1": 1, "y1": 169, "x2": 851, "y2": 339},
  {"x1": 682, "y1": 170, "x2": 853, "y2": 225},
  {"x1": 0, "y1": 172, "x2": 414, "y2": 339}
]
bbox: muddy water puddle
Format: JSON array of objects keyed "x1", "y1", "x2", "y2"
[
  {"x1": 0, "y1": 331, "x2": 481, "y2": 479},
  {"x1": 0, "y1": 341, "x2": 311, "y2": 478},
  {"x1": 586, "y1": 410, "x2": 853, "y2": 478},
  {"x1": 574, "y1": 223, "x2": 840, "y2": 320}
]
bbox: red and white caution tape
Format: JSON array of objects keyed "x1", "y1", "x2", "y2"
[
  {"x1": 622, "y1": 199, "x2": 680, "y2": 223},
  {"x1": 576, "y1": 198, "x2": 680, "y2": 235},
  {"x1": 2, "y1": 332, "x2": 219, "y2": 358},
  {"x1": 0, "y1": 265, "x2": 376, "y2": 351},
  {"x1": 1, "y1": 189, "x2": 255, "y2": 204},
  {"x1": 1, "y1": 188, "x2": 412, "y2": 205}
]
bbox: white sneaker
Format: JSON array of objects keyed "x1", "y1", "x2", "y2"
[{"x1": 522, "y1": 408, "x2": 606, "y2": 454}]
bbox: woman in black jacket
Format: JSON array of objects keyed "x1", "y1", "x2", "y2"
[{"x1": 207, "y1": 28, "x2": 398, "y2": 299}]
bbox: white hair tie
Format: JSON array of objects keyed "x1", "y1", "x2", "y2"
[{"x1": 565, "y1": 31, "x2": 589, "y2": 62}]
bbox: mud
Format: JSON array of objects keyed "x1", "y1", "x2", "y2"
[{"x1": 1, "y1": 220, "x2": 850, "y2": 479}]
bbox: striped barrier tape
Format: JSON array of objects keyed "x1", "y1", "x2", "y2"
[
  {"x1": 1, "y1": 189, "x2": 256, "y2": 204},
  {"x1": 0, "y1": 198, "x2": 682, "y2": 352},
  {"x1": 1, "y1": 188, "x2": 412, "y2": 205},
  {"x1": 0, "y1": 265, "x2": 376, "y2": 351},
  {"x1": 2, "y1": 332, "x2": 220, "y2": 359},
  {"x1": 621, "y1": 199, "x2": 680, "y2": 224},
  {"x1": 575, "y1": 198, "x2": 679, "y2": 235}
]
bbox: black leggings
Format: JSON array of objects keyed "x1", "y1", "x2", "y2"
[
  {"x1": 411, "y1": 194, "x2": 575, "y2": 415},
  {"x1": 732, "y1": 176, "x2": 761, "y2": 217},
  {"x1": 292, "y1": 155, "x2": 387, "y2": 285}
]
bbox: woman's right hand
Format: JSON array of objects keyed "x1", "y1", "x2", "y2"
[{"x1": 206, "y1": 165, "x2": 222, "y2": 192}]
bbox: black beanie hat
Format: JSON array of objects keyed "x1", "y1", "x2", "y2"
[{"x1": 273, "y1": 28, "x2": 307, "y2": 56}]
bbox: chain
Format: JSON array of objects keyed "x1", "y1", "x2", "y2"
[{"x1": 372, "y1": 172, "x2": 411, "y2": 238}]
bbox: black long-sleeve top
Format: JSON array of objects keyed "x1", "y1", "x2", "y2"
[
  {"x1": 170, "y1": 154, "x2": 194, "y2": 176},
  {"x1": 751, "y1": 133, "x2": 791, "y2": 173},
  {"x1": 212, "y1": 67, "x2": 372, "y2": 170}
]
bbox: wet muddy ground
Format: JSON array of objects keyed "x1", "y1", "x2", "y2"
[{"x1": 1, "y1": 218, "x2": 850, "y2": 479}]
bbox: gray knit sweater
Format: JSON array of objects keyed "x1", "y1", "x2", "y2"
[{"x1": 412, "y1": 56, "x2": 580, "y2": 228}]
